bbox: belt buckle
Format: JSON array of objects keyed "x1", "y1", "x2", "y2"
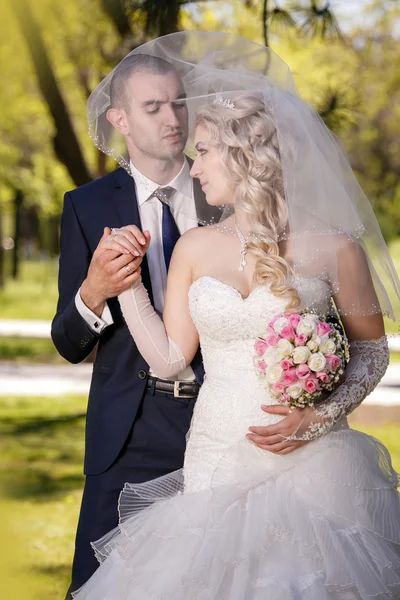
[{"x1": 173, "y1": 380, "x2": 192, "y2": 399}]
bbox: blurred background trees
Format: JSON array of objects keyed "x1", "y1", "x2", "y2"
[{"x1": 0, "y1": 0, "x2": 399, "y2": 289}]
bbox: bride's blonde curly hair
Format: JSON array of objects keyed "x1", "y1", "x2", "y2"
[{"x1": 195, "y1": 94, "x2": 301, "y2": 311}]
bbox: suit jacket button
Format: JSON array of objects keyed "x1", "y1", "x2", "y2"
[{"x1": 138, "y1": 370, "x2": 147, "y2": 380}]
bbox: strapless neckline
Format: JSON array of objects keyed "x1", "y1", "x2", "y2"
[
  {"x1": 189, "y1": 274, "x2": 331, "y2": 303},
  {"x1": 189, "y1": 275, "x2": 266, "y2": 302}
]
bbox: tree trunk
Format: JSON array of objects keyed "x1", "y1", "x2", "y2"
[
  {"x1": 263, "y1": 0, "x2": 269, "y2": 46},
  {"x1": 13, "y1": 0, "x2": 92, "y2": 187},
  {"x1": 158, "y1": 5, "x2": 181, "y2": 36},
  {"x1": 102, "y1": 0, "x2": 132, "y2": 38},
  {"x1": 12, "y1": 189, "x2": 23, "y2": 280}
]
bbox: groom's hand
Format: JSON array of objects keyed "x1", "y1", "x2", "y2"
[{"x1": 80, "y1": 228, "x2": 150, "y2": 316}]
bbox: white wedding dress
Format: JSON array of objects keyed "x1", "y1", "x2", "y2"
[{"x1": 74, "y1": 276, "x2": 400, "y2": 600}]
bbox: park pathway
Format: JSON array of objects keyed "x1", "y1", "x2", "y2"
[
  {"x1": 0, "y1": 319, "x2": 399, "y2": 404},
  {"x1": 0, "y1": 360, "x2": 399, "y2": 405}
]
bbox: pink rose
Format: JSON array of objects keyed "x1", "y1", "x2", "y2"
[
  {"x1": 281, "y1": 393, "x2": 291, "y2": 405},
  {"x1": 255, "y1": 338, "x2": 268, "y2": 356},
  {"x1": 257, "y1": 359, "x2": 267, "y2": 373},
  {"x1": 326, "y1": 354, "x2": 341, "y2": 372},
  {"x1": 316, "y1": 371, "x2": 329, "y2": 383},
  {"x1": 266, "y1": 334, "x2": 280, "y2": 347},
  {"x1": 303, "y1": 377, "x2": 319, "y2": 394},
  {"x1": 295, "y1": 334, "x2": 308, "y2": 346},
  {"x1": 317, "y1": 322, "x2": 332, "y2": 337},
  {"x1": 289, "y1": 314, "x2": 301, "y2": 329},
  {"x1": 273, "y1": 383, "x2": 285, "y2": 394},
  {"x1": 280, "y1": 325, "x2": 296, "y2": 341},
  {"x1": 283, "y1": 367, "x2": 298, "y2": 385},
  {"x1": 280, "y1": 358, "x2": 294, "y2": 370},
  {"x1": 296, "y1": 364, "x2": 311, "y2": 379},
  {"x1": 269, "y1": 314, "x2": 284, "y2": 328}
]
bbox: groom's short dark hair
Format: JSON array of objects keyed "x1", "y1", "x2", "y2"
[{"x1": 110, "y1": 54, "x2": 177, "y2": 110}]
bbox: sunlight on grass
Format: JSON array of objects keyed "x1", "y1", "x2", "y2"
[
  {"x1": 0, "y1": 395, "x2": 86, "y2": 599},
  {"x1": 0, "y1": 260, "x2": 59, "y2": 320},
  {"x1": 0, "y1": 337, "x2": 61, "y2": 362},
  {"x1": 352, "y1": 423, "x2": 400, "y2": 473},
  {"x1": 0, "y1": 395, "x2": 399, "y2": 598}
]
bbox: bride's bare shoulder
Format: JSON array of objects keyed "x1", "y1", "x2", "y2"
[{"x1": 178, "y1": 224, "x2": 225, "y2": 250}]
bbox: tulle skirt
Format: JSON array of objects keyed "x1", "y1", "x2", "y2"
[{"x1": 73, "y1": 429, "x2": 400, "y2": 599}]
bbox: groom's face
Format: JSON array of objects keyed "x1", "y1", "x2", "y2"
[{"x1": 113, "y1": 70, "x2": 188, "y2": 162}]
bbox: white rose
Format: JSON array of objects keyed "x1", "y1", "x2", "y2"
[
  {"x1": 319, "y1": 338, "x2": 336, "y2": 355},
  {"x1": 296, "y1": 317, "x2": 317, "y2": 337},
  {"x1": 265, "y1": 364, "x2": 284, "y2": 385},
  {"x1": 273, "y1": 317, "x2": 290, "y2": 335},
  {"x1": 292, "y1": 346, "x2": 311, "y2": 364},
  {"x1": 308, "y1": 352, "x2": 327, "y2": 372},
  {"x1": 264, "y1": 347, "x2": 279, "y2": 366},
  {"x1": 306, "y1": 336, "x2": 320, "y2": 352},
  {"x1": 303, "y1": 313, "x2": 319, "y2": 321},
  {"x1": 287, "y1": 384, "x2": 303, "y2": 399},
  {"x1": 277, "y1": 338, "x2": 294, "y2": 357}
]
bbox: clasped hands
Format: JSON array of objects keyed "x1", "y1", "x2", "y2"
[{"x1": 80, "y1": 225, "x2": 151, "y2": 316}]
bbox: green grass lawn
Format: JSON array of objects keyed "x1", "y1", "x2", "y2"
[
  {"x1": 0, "y1": 337, "x2": 62, "y2": 362},
  {"x1": 0, "y1": 259, "x2": 58, "y2": 321},
  {"x1": 383, "y1": 238, "x2": 400, "y2": 335},
  {"x1": 0, "y1": 395, "x2": 86, "y2": 599},
  {"x1": 0, "y1": 394, "x2": 399, "y2": 599}
]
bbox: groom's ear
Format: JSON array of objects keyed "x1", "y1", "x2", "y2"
[{"x1": 106, "y1": 107, "x2": 129, "y2": 135}]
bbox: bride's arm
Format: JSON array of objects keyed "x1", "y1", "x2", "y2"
[
  {"x1": 118, "y1": 231, "x2": 199, "y2": 378},
  {"x1": 295, "y1": 236, "x2": 389, "y2": 439}
]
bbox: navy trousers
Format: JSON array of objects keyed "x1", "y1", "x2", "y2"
[{"x1": 66, "y1": 386, "x2": 195, "y2": 598}]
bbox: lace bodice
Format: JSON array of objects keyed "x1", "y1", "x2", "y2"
[{"x1": 189, "y1": 275, "x2": 332, "y2": 345}]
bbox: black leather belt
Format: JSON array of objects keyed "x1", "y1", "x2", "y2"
[{"x1": 147, "y1": 376, "x2": 200, "y2": 399}]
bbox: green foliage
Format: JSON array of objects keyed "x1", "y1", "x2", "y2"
[
  {"x1": 184, "y1": 1, "x2": 400, "y2": 240},
  {"x1": 1, "y1": 0, "x2": 400, "y2": 262}
]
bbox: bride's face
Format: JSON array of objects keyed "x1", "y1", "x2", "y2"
[{"x1": 190, "y1": 125, "x2": 234, "y2": 206}]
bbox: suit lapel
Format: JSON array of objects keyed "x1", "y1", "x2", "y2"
[{"x1": 112, "y1": 169, "x2": 153, "y2": 305}]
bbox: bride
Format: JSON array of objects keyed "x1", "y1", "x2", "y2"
[{"x1": 74, "y1": 33, "x2": 400, "y2": 599}]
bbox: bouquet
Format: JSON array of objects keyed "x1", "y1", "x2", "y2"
[{"x1": 254, "y1": 312, "x2": 348, "y2": 409}]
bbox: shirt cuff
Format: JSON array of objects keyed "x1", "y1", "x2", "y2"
[{"x1": 75, "y1": 289, "x2": 114, "y2": 334}]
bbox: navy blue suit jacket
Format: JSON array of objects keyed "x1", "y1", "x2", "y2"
[{"x1": 51, "y1": 166, "x2": 217, "y2": 476}]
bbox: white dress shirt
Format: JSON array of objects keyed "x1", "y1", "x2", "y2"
[{"x1": 75, "y1": 157, "x2": 198, "y2": 381}]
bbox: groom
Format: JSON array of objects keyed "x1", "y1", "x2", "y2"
[{"x1": 52, "y1": 54, "x2": 218, "y2": 597}]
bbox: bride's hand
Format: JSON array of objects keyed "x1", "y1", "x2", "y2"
[
  {"x1": 102, "y1": 226, "x2": 151, "y2": 257},
  {"x1": 246, "y1": 405, "x2": 325, "y2": 454}
]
